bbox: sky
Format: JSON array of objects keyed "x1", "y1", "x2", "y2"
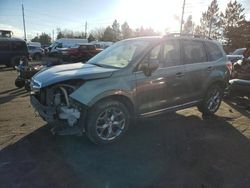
[{"x1": 0, "y1": 0, "x2": 250, "y2": 41}]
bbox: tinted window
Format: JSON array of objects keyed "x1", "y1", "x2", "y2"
[
  {"x1": 205, "y1": 42, "x2": 223, "y2": 61},
  {"x1": 0, "y1": 41, "x2": 10, "y2": 51},
  {"x1": 182, "y1": 40, "x2": 207, "y2": 64},
  {"x1": 163, "y1": 40, "x2": 180, "y2": 67},
  {"x1": 11, "y1": 41, "x2": 26, "y2": 51},
  {"x1": 79, "y1": 45, "x2": 87, "y2": 50}
]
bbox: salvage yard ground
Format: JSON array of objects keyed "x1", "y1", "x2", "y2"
[{"x1": 0, "y1": 65, "x2": 250, "y2": 188}]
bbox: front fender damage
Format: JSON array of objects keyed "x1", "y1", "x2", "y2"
[{"x1": 30, "y1": 82, "x2": 87, "y2": 135}]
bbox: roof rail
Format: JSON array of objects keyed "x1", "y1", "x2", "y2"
[{"x1": 164, "y1": 33, "x2": 212, "y2": 40}]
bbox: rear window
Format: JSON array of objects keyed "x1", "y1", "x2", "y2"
[
  {"x1": 87, "y1": 45, "x2": 95, "y2": 50},
  {"x1": 182, "y1": 40, "x2": 207, "y2": 64},
  {"x1": 205, "y1": 42, "x2": 223, "y2": 61},
  {"x1": 79, "y1": 45, "x2": 87, "y2": 50},
  {"x1": 11, "y1": 41, "x2": 27, "y2": 51},
  {"x1": 0, "y1": 41, "x2": 10, "y2": 51}
]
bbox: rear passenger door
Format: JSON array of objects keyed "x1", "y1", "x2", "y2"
[{"x1": 181, "y1": 39, "x2": 209, "y2": 101}]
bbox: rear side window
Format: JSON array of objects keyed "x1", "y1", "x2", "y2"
[
  {"x1": 182, "y1": 40, "x2": 207, "y2": 64},
  {"x1": 11, "y1": 41, "x2": 27, "y2": 51},
  {"x1": 205, "y1": 42, "x2": 223, "y2": 61},
  {"x1": 0, "y1": 41, "x2": 10, "y2": 51}
]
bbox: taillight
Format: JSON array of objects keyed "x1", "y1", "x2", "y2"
[{"x1": 226, "y1": 61, "x2": 233, "y2": 74}]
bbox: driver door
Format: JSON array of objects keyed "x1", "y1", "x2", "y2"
[{"x1": 135, "y1": 40, "x2": 185, "y2": 116}]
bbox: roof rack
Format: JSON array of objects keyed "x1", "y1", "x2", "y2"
[{"x1": 164, "y1": 33, "x2": 212, "y2": 40}]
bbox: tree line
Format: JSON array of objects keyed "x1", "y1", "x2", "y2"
[{"x1": 31, "y1": 0, "x2": 249, "y2": 52}]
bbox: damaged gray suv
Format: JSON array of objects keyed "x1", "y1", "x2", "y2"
[{"x1": 30, "y1": 34, "x2": 231, "y2": 144}]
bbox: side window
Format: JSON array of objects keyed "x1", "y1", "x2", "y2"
[
  {"x1": 182, "y1": 40, "x2": 207, "y2": 64},
  {"x1": 138, "y1": 44, "x2": 161, "y2": 71},
  {"x1": 12, "y1": 41, "x2": 26, "y2": 51},
  {"x1": 149, "y1": 45, "x2": 161, "y2": 61},
  {"x1": 0, "y1": 41, "x2": 10, "y2": 51},
  {"x1": 163, "y1": 40, "x2": 180, "y2": 67},
  {"x1": 205, "y1": 42, "x2": 223, "y2": 61}
]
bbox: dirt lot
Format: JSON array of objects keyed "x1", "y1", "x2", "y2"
[{"x1": 0, "y1": 65, "x2": 250, "y2": 188}]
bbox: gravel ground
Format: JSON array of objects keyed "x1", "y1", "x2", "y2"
[{"x1": 0, "y1": 65, "x2": 250, "y2": 188}]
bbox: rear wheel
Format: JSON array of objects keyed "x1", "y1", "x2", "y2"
[
  {"x1": 86, "y1": 100, "x2": 130, "y2": 145},
  {"x1": 198, "y1": 84, "x2": 223, "y2": 115}
]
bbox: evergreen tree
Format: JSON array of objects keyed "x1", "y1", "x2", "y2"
[
  {"x1": 220, "y1": 0, "x2": 245, "y2": 50},
  {"x1": 31, "y1": 33, "x2": 51, "y2": 45},
  {"x1": 194, "y1": 0, "x2": 220, "y2": 39},
  {"x1": 103, "y1": 26, "x2": 115, "y2": 41},
  {"x1": 111, "y1": 19, "x2": 121, "y2": 41},
  {"x1": 183, "y1": 15, "x2": 194, "y2": 34},
  {"x1": 121, "y1": 22, "x2": 132, "y2": 39},
  {"x1": 88, "y1": 34, "x2": 96, "y2": 42}
]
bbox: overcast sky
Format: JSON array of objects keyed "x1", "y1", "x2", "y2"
[{"x1": 0, "y1": 0, "x2": 249, "y2": 41}]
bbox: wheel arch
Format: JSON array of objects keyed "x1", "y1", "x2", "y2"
[{"x1": 89, "y1": 93, "x2": 135, "y2": 116}]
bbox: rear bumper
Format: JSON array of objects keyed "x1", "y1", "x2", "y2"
[{"x1": 30, "y1": 95, "x2": 56, "y2": 122}]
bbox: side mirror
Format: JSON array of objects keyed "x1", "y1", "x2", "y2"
[{"x1": 140, "y1": 59, "x2": 159, "y2": 76}]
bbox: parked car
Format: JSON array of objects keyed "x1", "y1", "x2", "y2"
[
  {"x1": 48, "y1": 38, "x2": 88, "y2": 57},
  {"x1": 30, "y1": 34, "x2": 231, "y2": 144},
  {"x1": 232, "y1": 48, "x2": 246, "y2": 55},
  {"x1": 60, "y1": 43, "x2": 102, "y2": 62},
  {"x1": 28, "y1": 45, "x2": 44, "y2": 60},
  {"x1": 226, "y1": 59, "x2": 250, "y2": 98},
  {"x1": 0, "y1": 38, "x2": 28, "y2": 67},
  {"x1": 227, "y1": 48, "x2": 248, "y2": 64}
]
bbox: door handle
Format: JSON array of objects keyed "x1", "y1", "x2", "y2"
[
  {"x1": 176, "y1": 72, "x2": 184, "y2": 77},
  {"x1": 207, "y1": 66, "x2": 213, "y2": 71}
]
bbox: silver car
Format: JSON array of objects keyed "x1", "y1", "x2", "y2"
[{"x1": 28, "y1": 45, "x2": 44, "y2": 60}]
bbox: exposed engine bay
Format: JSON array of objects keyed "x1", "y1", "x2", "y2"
[{"x1": 31, "y1": 81, "x2": 84, "y2": 135}]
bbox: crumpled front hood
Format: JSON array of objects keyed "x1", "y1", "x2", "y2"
[{"x1": 32, "y1": 63, "x2": 116, "y2": 88}]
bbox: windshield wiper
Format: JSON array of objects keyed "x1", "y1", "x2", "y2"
[{"x1": 90, "y1": 63, "x2": 120, "y2": 69}]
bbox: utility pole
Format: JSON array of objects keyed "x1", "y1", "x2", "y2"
[
  {"x1": 180, "y1": 0, "x2": 186, "y2": 34},
  {"x1": 52, "y1": 29, "x2": 54, "y2": 42},
  {"x1": 22, "y1": 4, "x2": 27, "y2": 41},
  {"x1": 85, "y1": 21, "x2": 87, "y2": 38}
]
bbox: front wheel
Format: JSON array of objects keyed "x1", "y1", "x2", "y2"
[
  {"x1": 86, "y1": 100, "x2": 130, "y2": 145},
  {"x1": 198, "y1": 84, "x2": 223, "y2": 115},
  {"x1": 15, "y1": 78, "x2": 25, "y2": 88}
]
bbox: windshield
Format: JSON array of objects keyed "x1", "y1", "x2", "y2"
[{"x1": 88, "y1": 40, "x2": 150, "y2": 68}]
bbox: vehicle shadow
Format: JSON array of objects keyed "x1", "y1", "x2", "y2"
[
  {"x1": 0, "y1": 113, "x2": 250, "y2": 188},
  {"x1": 224, "y1": 97, "x2": 250, "y2": 118},
  {"x1": 0, "y1": 88, "x2": 28, "y2": 105},
  {"x1": 0, "y1": 66, "x2": 14, "y2": 72}
]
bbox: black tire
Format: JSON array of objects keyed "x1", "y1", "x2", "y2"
[
  {"x1": 86, "y1": 99, "x2": 130, "y2": 145},
  {"x1": 198, "y1": 84, "x2": 223, "y2": 116},
  {"x1": 33, "y1": 53, "x2": 42, "y2": 60},
  {"x1": 15, "y1": 78, "x2": 25, "y2": 88}
]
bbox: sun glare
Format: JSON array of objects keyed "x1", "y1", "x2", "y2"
[{"x1": 116, "y1": 0, "x2": 182, "y2": 33}]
